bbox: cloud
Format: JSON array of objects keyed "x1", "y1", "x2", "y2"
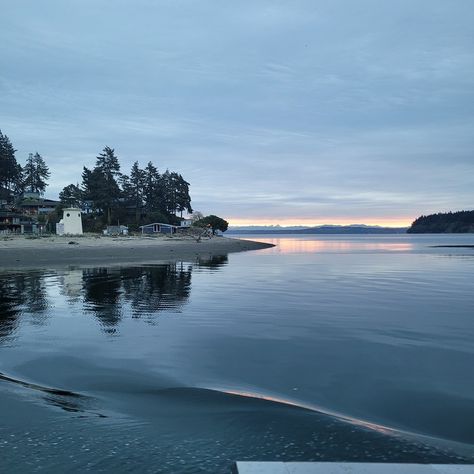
[{"x1": 1, "y1": 0, "x2": 473, "y2": 224}]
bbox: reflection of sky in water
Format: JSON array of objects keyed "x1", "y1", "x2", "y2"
[
  {"x1": 251, "y1": 237, "x2": 414, "y2": 254},
  {"x1": 236, "y1": 233, "x2": 474, "y2": 255}
]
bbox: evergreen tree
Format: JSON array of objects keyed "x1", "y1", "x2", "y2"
[
  {"x1": 59, "y1": 183, "x2": 83, "y2": 208},
  {"x1": 92, "y1": 146, "x2": 122, "y2": 224},
  {"x1": 143, "y1": 161, "x2": 163, "y2": 212},
  {"x1": 0, "y1": 130, "x2": 22, "y2": 197},
  {"x1": 121, "y1": 161, "x2": 146, "y2": 223},
  {"x1": 95, "y1": 146, "x2": 121, "y2": 181},
  {"x1": 23, "y1": 152, "x2": 50, "y2": 195},
  {"x1": 175, "y1": 174, "x2": 193, "y2": 216},
  {"x1": 160, "y1": 171, "x2": 192, "y2": 216}
]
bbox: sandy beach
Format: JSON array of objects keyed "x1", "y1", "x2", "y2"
[{"x1": 0, "y1": 234, "x2": 273, "y2": 269}]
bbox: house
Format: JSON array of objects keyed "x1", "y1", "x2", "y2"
[
  {"x1": 81, "y1": 200, "x2": 94, "y2": 214},
  {"x1": 0, "y1": 211, "x2": 22, "y2": 234},
  {"x1": 104, "y1": 225, "x2": 129, "y2": 236},
  {"x1": 0, "y1": 186, "x2": 15, "y2": 209},
  {"x1": 140, "y1": 223, "x2": 177, "y2": 235},
  {"x1": 0, "y1": 210, "x2": 44, "y2": 234},
  {"x1": 179, "y1": 218, "x2": 193, "y2": 228},
  {"x1": 18, "y1": 192, "x2": 60, "y2": 216}
]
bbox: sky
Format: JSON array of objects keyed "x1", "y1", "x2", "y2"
[{"x1": 2, "y1": 0, "x2": 473, "y2": 227}]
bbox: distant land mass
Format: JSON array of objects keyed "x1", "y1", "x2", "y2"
[
  {"x1": 228, "y1": 225, "x2": 408, "y2": 234},
  {"x1": 408, "y1": 210, "x2": 474, "y2": 233}
]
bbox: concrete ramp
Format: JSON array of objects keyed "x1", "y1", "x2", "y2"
[{"x1": 234, "y1": 462, "x2": 474, "y2": 474}]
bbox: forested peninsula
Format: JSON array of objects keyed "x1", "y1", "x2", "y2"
[
  {"x1": 408, "y1": 210, "x2": 474, "y2": 233},
  {"x1": 1, "y1": 130, "x2": 229, "y2": 234}
]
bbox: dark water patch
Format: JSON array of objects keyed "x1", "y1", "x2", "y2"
[
  {"x1": 0, "y1": 271, "x2": 53, "y2": 341},
  {"x1": 0, "y1": 370, "x2": 108, "y2": 420},
  {"x1": 0, "y1": 385, "x2": 469, "y2": 474},
  {"x1": 0, "y1": 371, "x2": 83, "y2": 398},
  {"x1": 431, "y1": 245, "x2": 474, "y2": 248}
]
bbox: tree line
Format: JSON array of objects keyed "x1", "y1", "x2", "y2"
[
  {"x1": 59, "y1": 146, "x2": 193, "y2": 228},
  {"x1": 408, "y1": 210, "x2": 474, "y2": 233},
  {"x1": 1, "y1": 130, "x2": 230, "y2": 233},
  {"x1": 0, "y1": 130, "x2": 50, "y2": 197}
]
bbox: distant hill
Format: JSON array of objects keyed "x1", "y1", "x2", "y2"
[
  {"x1": 228, "y1": 225, "x2": 408, "y2": 235},
  {"x1": 408, "y1": 210, "x2": 474, "y2": 233}
]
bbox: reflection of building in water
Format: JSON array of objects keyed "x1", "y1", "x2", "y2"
[{"x1": 58, "y1": 270, "x2": 83, "y2": 301}]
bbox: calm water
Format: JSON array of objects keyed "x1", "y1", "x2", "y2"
[{"x1": 1, "y1": 234, "x2": 474, "y2": 472}]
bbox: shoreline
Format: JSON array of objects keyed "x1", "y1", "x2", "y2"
[{"x1": 0, "y1": 234, "x2": 274, "y2": 270}]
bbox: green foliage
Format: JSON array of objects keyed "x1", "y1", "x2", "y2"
[
  {"x1": 0, "y1": 130, "x2": 22, "y2": 196},
  {"x1": 80, "y1": 147, "x2": 122, "y2": 225},
  {"x1": 23, "y1": 152, "x2": 50, "y2": 195},
  {"x1": 121, "y1": 161, "x2": 147, "y2": 223},
  {"x1": 82, "y1": 214, "x2": 106, "y2": 233},
  {"x1": 193, "y1": 215, "x2": 229, "y2": 234},
  {"x1": 59, "y1": 183, "x2": 82, "y2": 208},
  {"x1": 146, "y1": 210, "x2": 171, "y2": 225},
  {"x1": 408, "y1": 210, "x2": 474, "y2": 233}
]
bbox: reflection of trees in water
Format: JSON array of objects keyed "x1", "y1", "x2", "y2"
[
  {"x1": 81, "y1": 262, "x2": 197, "y2": 333},
  {"x1": 121, "y1": 263, "x2": 192, "y2": 318},
  {"x1": 0, "y1": 256, "x2": 229, "y2": 339},
  {"x1": 82, "y1": 268, "x2": 124, "y2": 334},
  {"x1": 0, "y1": 272, "x2": 50, "y2": 341},
  {"x1": 196, "y1": 254, "x2": 228, "y2": 270}
]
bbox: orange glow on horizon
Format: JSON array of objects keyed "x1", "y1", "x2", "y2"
[{"x1": 228, "y1": 216, "x2": 413, "y2": 228}]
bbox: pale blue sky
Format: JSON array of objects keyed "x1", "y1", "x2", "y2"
[{"x1": 2, "y1": 0, "x2": 473, "y2": 225}]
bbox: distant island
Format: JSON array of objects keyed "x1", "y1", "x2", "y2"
[
  {"x1": 228, "y1": 225, "x2": 408, "y2": 235},
  {"x1": 408, "y1": 210, "x2": 474, "y2": 233}
]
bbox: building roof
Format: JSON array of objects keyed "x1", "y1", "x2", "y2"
[{"x1": 139, "y1": 222, "x2": 177, "y2": 228}]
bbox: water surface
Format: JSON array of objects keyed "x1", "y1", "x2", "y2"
[{"x1": 1, "y1": 235, "x2": 473, "y2": 472}]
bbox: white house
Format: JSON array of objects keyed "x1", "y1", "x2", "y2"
[
  {"x1": 179, "y1": 218, "x2": 193, "y2": 227},
  {"x1": 56, "y1": 207, "x2": 83, "y2": 235}
]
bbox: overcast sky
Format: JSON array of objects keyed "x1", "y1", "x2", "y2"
[{"x1": 2, "y1": 0, "x2": 473, "y2": 226}]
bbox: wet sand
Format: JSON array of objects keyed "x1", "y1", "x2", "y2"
[{"x1": 0, "y1": 234, "x2": 273, "y2": 269}]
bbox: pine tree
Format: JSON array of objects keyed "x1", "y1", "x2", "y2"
[
  {"x1": 0, "y1": 130, "x2": 22, "y2": 198},
  {"x1": 77, "y1": 146, "x2": 123, "y2": 225},
  {"x1": 23, "y1": 152, "x2": 50, "y2": 195},
  {"x1": 59, "y1": 183, "x2": 83, "y2": 208},
  {"x1": 143, "y1": 162, "x2": 163, "y2": 212},
  {"x1": 122, "y1": 161, "x2": 146, "y2": 223},
  {"x1": 175, "y1": 174, "x2": 192, "y2": 216}
]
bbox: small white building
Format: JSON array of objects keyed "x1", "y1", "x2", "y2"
[
  {"x1": 56, "y1": 207, "x2": 83, "y2": 235},
  {"x1": 179, "y1": 218, "x2": 193, "y2": 227},
  {"x1": 103, "y1": 225, "x2": 128, "y2": 236}
]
